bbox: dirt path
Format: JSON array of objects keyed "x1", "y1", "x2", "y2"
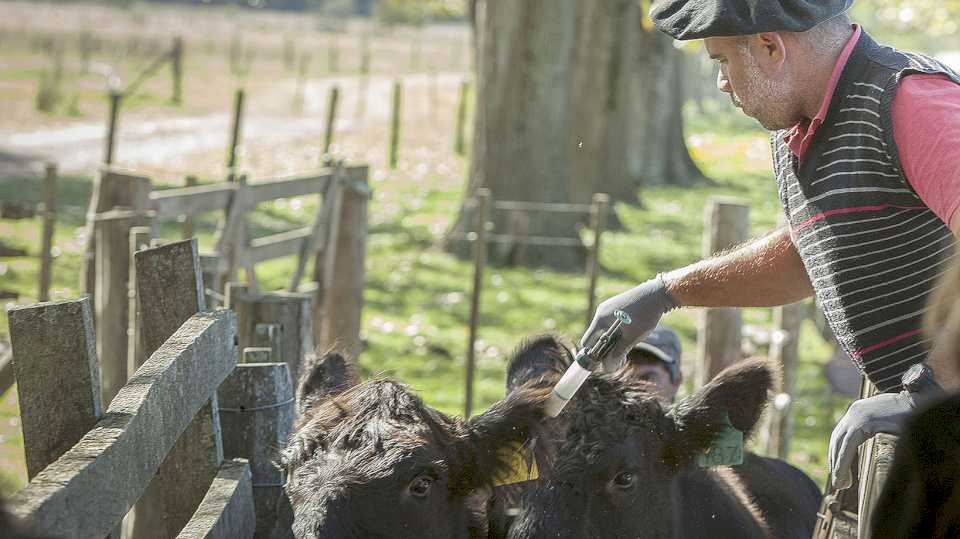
[{"x1": 0, "y1": 72, "x2": 466, "y2": 178}]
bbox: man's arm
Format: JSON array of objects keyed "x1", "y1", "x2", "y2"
[
  {"x1": 581, "y1": 225, "x2": 813, "y2": 357},
  {"x1": 663, "y1": 225, "x2": 814, "y2": 308}
]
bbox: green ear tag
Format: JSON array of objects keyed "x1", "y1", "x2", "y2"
[{"x1": 696, "y1": 413, "x2": 744, "y2": 468}]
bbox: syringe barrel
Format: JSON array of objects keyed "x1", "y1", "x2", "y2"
[{"x1": 544, "y1": 360, "x2": 592, "y2": 417}]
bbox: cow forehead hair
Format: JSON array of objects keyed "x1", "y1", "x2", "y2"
[
  {"x1": 287, "y1": 379, "x2": 465, "y2": 469},
  {"x1": 552, "y1": 375, "x2": 670, "y2": 471}
]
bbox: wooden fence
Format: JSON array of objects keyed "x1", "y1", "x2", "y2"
[
  {"x1": 78, "y1": 161, "x2": 369, "y2": 407},
  {"x1": 5, "y1": 238, "x2": 311, "y2": 537}
]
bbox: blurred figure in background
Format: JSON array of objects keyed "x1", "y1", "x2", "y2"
[{"x1": 611, "y1": 325, "x2": 684, "y2": 405}]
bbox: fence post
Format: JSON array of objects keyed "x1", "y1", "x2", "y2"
[
  {"x1": 37, "y1": 162, "x2": 57, "y2": 302},
  {"x1": 218, "y1": 362, "x2": 295, "y2": 537},
  {"x1": 327, "y1": 35, "x2": 339, "y2": 73},
  {"x1": 696, "y1": 198, "x2": 749, "y2": 387},
  {"x1": 388, "y1": 80, "x2": 402, "y2": 169},
  {"x1": 181, "y1": 175, "x2": 198, "y2": 239},
  {"x1": 171, "y1": 36, "x2": 183, "y2": 105},
  {"x1": 454, "y1": 79, "x2": 469, "y2": 156},
  {"x1": 464, "y1": 188, "x2": 490, "y2": 418},
  {"x1": 132, "y1": 239, "x2": 225, "y2": 538},
  {"x1": 93, "y1": 172, "x2": 152, "y2": 408},
  {"x1": 104, "y1": 90, "x2": 122, "y2": 165},
  {"x1": 128, "y1": 226, "x2": 152, "y2": 376},
  {"x1": 585, "y1": 193, "x2": 609, "y2": 326},
  {"x1": 316, "y1": 166, "x2": 369, "y2": 359},
  {"x1": 293, "y1": 53, "x2": 310, "y2": 114},
  {"x1": 227, "y1": 87, "x2": 245, "y2": 182},
  {"x1": 232, "y1": 289, "x2": 314, "y2": 385},
  {"x1": 8, "y1": 298, "x2": 101, "y2": 479},
  {"x1": 323, "y1": 85, "x2": 339, "y2": 156},
  {"x1": 767, "y1": 301, "x2": 804, "y2": 458},
  {"x1": 81, "y1": 169, "x2": 150, "y2": 324}
]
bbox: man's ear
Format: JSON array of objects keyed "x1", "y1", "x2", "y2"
[
  {"x1": 296, "y1": 349, "x2": 360, "y2": 416},
  {"x1": 454, "y1": 383, "x2": 551, "y2": 491},
  {"x1": 665, "y1": 358, "x2": 778, "y2": 466},
  {"x1": 752, "y1": 32, "x2": 787, "y2": 73}
]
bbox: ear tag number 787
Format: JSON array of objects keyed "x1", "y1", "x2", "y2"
[{"x1": 696, "y1": 413, "x2": 744, "y2": 468}]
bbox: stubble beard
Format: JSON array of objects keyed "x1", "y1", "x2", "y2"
[{"x1": 735, "y1": 56, "x2": 797, "y2": 131}]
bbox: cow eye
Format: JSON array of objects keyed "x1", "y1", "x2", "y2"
[
  {"x1": 408, "y1": 475, "x2": 434, "y2": 498},
  {"x1": 612, "y1": 471, "x2": 636, "y2": 490}
]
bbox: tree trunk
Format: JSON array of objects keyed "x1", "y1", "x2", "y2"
[{"x1": 449, "y1": 0, "x2": 707, "y2": 270}]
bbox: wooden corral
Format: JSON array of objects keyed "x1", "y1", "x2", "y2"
[{"x1": 3, "y1": 238, "x2": 315, "y2": 537}]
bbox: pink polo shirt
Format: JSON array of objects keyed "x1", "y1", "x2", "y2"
[{"x1": 785, "y1": 25, "x2": 960, "y2": 231}]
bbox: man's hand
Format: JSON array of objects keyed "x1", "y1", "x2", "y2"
[
  {"x1": 828, "y1": 391, "x2": 920, "y2": 490},
  {"x1": 580, "y1": 275, "x2": 678, "y2": 370}
]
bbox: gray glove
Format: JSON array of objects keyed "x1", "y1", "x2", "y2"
[
  {"x1": 828, "y1": 391, "x2": 919, "y2": 490},
  {"x1": 580, "y1": 275, "x2": 678, "y2": 371}
]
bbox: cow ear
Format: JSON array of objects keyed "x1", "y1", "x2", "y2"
[
  {"x1": 455, "y1": 383, "x2": 551, "y2": 491},
  {"x1": 665, "y1": 358, "x2": 778, "y2": 466},
  {"x1": 296, "y1": 349, "x2": 359, "y2": 416},
  {"x1": 505, "y1": 334, "x2": 573, "y2": 394}
]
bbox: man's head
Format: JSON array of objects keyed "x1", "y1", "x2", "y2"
[
  {"x1": 651, "y1": 0, "x2": 854, "y2": 130},
  {"x1": 618, "y1": 326, "x2": 683, "y2": 403}
]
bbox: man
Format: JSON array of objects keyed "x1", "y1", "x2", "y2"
[
  {"x1": 614, "y1": 326, "x2": 684, "y2": 404},
  {"x1": 583, "y1": 0, "x2": 960, "y2": 491}
]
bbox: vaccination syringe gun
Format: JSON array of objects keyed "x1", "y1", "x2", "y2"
[{"x1": 544, "y1": 310, "x2": 632, "y2": 417}]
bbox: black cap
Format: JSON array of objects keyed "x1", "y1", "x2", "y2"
[
  {"x1": 602, "y1": 325, "x2": 683, "y2": 380},
  {"x1": 650, "y1": 0, "x2": 853, "y2": 41}
]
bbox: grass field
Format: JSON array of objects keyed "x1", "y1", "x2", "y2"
[{"x1": 0, "y1": 1, "x2": 854, "y2": 495}]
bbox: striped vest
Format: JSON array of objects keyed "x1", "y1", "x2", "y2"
[{"x1": 773, "y1": 32, "x2": 960, "y2": 392}]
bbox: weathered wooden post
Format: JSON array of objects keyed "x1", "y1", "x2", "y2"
[
  {"x1": 766, "y1": 301, "x2": 804, "y2": 458},
  {"x1": 360, "y1": 33, "x2": 371, "y2": 75},
  {"x1": 132, "y1": 239, "x2": 225, "y2": 538},
  {"x1": 127, "y1": 226, "x2": 152, "y2": 376},
  {"x1": 227, "y1": 87, "x2": 245, "y2": 182},
  {"x1": 181, "y1": 175, "x2": 198, "y2": 239},
  {"x1": 171, "y1": 36, "x2": 183, "y2": 105},
  {"x1": 388, "y1": 80, "x2": 402, "y2": 169},
  {"x1": 92, "y1": 172, "x2": 152, "y2": 408},
  {"x1": 315, "y1": 166, "x2": 369, "y2": 359},
  {"x1": 37, "y1": 162, "x2": 57, "y2": 302},
  {"x1": 323, "y1": 85, "x2": 340, "y2": 156},
  {"x1": 454, "y1": 79, "x2": 469, "y2": 156},
  {"x1": 8, "y1": 298, "x2": 101, "y2": 479},
  {"x1": 464, "y1": 189, "x2": 490, "y2": 418},
  {"x1": 585, "y1": 193, "x2": 609, "y2": 326},
  {"x1": 293, "y1": 53, "x2": 311, "y2": 114},
  {"x1": 696, "y1": 197, "x2": 749, "y2": 387},
  {"x1": 232, "y1": 288, "x2": 314, "y2": 385},
  {"x1": 219, "y1": 362, "x2": 295, "y2": 537},
  {"x1": 104, "y1": 90, "x2": 122, "y2": 165}
]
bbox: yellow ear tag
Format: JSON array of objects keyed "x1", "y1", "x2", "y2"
[{"x1": 492, "y1": 442, "x2": 539, "y2": 487}]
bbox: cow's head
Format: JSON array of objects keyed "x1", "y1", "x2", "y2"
[
  {"x1": 509, "y1": 358, "x2": 776, "y2": 538},
  {"x1": 279, "y1": 350, "x2": 550, "y2": 538}
]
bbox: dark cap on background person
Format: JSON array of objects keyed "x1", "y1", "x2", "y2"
[{"x1": 650, "y1": 0, "x2": 854, "y2": 41}]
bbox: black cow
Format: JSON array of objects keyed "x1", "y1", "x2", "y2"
[{"x1": 506, "y1": 354, "x2": 821, "y2": 538}]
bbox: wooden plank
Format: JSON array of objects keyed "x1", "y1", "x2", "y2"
[
  {"x1": 218, "y1": 363, "x2": 294, "y2": 537},
  {"x1": 0, "y1": 348, "x2": 13, "y2": 397},
  {"x1": 232, "y1": 291, "x2": 313, "y2": 385},
  {"x1": 94, "y1": 173, "x2": 152, "y2": 409},
  {"x1": 133, "y1": 238, "x2": 222, "y2": 538},
  {"x1": 10, "y1": 311, "x2": 237, "y2": 539},
  {"x1": 177, "y1": 459, "x2": 255, "y2": 539},
  {"x1": 246, "y1": 172, "x2": 333, "y2": 205},
  {"x1": 127, "y1": 227, "x2": 152, "y2": 376},
  {"x1": 38, "y1": 162, "x2": 57, "y2": 302},
  {"x1": 151, "y1": 183, "x2": 236, "y2": 219},
  {"x1": 315, "y1": 165, "x2": 368, "y2": 356},
  {"x1": 9, "y1": 298, "x2": 101, "y2": 480},
  {"x1": 246, "y1": 228, "x2": 312, "y2": 264},
  {"x1": 288, "y1": 168, "x2": 339, "y2": 292}
]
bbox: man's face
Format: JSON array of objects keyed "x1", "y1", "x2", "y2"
[
  {"x1": 620, "y1": 354, "x2": 679, "y2": 404},
  {"x1": 704, "y1": 35, "x2": 798, "y2": 130}
]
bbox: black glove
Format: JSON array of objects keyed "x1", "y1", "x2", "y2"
[{"x1": 580, "y1": 275, "x2": 678, "y2": 371}]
